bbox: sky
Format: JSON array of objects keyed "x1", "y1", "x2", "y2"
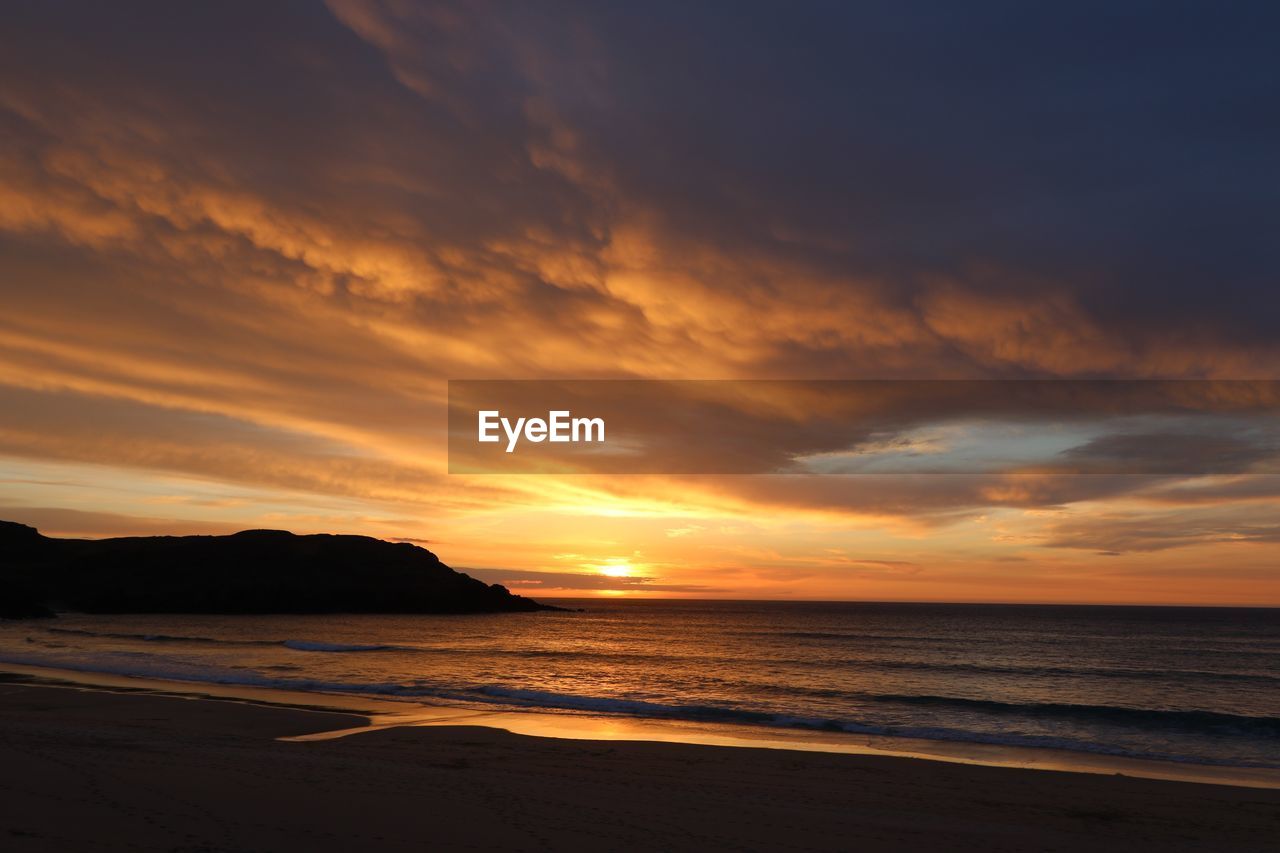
[{"x1": 1, "y1": 1, "x2": 1279, "y2": 604}]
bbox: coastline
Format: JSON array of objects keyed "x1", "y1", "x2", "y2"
[
  {"x1": 5, "y1": 661, "x2": 1278, "y2": 791},
  {"x1": 2, "y1": 674, "x2": 1279, "y2": 851}
]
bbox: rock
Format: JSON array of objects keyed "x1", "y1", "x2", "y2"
[{"x1": 0, "y1": 521, "x2": 560, "y2": 617}]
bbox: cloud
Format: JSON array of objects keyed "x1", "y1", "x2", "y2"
[
  {"x1": 1041, "y1": 506, "x2": 1280, "y2": 553},
  {"x1": 1058, "y1": 428, "x2": 1280, "y2": 476},
  {"x1": 0, "y1": 1, "x2": 1277, "y2": 596}
]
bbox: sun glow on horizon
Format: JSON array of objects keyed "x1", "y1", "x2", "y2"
[{"x1": 597, "y1": 558, "x2": 638, "y2": 578}]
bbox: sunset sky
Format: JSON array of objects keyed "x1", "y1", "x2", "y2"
[{"x1": 2, "y1": 2, "x2": 1279, "y2": 604}]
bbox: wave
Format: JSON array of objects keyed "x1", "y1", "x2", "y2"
[
  {"x1": 2, "y1": 649, "x2": 1277, "y2": 768},
  {"x1": 15, "y1": 643, "x2": 1278, "y2": 742},
  {"x1": 741, "y1": 629, "x2": 1280, "y2": 656},
  {"x1": 439, "y1": 687, "x2": 1280, "y2": 767},
  {"x1": 476, "y1": 686, "x2": 1280, "y2": 740},
  {"x1": 873, "y1": 694, "x2": 1280, "y2": 736},
  {"x1": 463, "y1": 688, "x2": 1280, "y2": 768},
  {"x1": 39, "y1": 627, "x2": 693, "y2": 663},
  {"x1": 0, "y1": 649, "x2": 435, "y2": 698},
  {"x1": 46, "y1": 627, "x2": 274, "y2": 647},
  {"x1": 45, "y1": 628, "x2": 406, "y2": 654},
  {"x1": 282, "y1": 640, "x2": 396, "y2": 653},
  {"x1": 474, "y1": 686, "x2": 784, "y2": 724},
  {"x1": 38, "y1": 627, "x2": 1280, "y2": 684},
  {"x1": 858, "y1": 658, "x2": 1280, "y2": 685},
  {"x1": 761, "y1": 631, "x2": 956, "y2": 643}
]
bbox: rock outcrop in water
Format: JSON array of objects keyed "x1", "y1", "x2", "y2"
[{"x1": 0, "y1": 520, "x2": 556, "y2": 617}]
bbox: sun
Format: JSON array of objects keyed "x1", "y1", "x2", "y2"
[{"x1": 596, "y1": 558, "x2": 636, "y2": 578}]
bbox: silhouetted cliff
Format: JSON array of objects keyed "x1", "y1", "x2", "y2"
[{"x1": 0, "y1": 521, "x2": 556, "y2": 617}]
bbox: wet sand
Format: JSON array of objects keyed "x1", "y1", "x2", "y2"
[{"x1": 1, "y1": 680, "x2": 1278, "y2": 851}]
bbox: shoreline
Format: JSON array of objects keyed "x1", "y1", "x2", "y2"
[
  {"x1": 2, "y1": 677, "x2": 1279, "y2": 851},
  {"x1": 5, "y1": 661, "x2": 1278, "y2": 791}
]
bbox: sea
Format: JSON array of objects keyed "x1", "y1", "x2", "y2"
[{"x1": 1, "y1": 600, "x2": 1277, "y2": 770}]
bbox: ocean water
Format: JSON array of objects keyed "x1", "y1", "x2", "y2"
[{"x1": 1, "y1": 601, "x2": 1277, "y2": 769}]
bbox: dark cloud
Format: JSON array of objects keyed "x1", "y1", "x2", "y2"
[
  {"x1": 1143, "y1": 475, "x2": 1280, "y2": 505},
  {"x1": 543, "y1": 0, "x2": 1280, "y2": 346},
  {"x1": 1058, "y1": 428, "x2": 1280, "y2": 476},
  {"x1": 682, "y1": 472, "x2": 1165, "y2": 519}
]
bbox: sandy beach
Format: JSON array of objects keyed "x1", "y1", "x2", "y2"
[{"x1": 2, "y1": 679, "x2": 1277, "y2": 852}]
